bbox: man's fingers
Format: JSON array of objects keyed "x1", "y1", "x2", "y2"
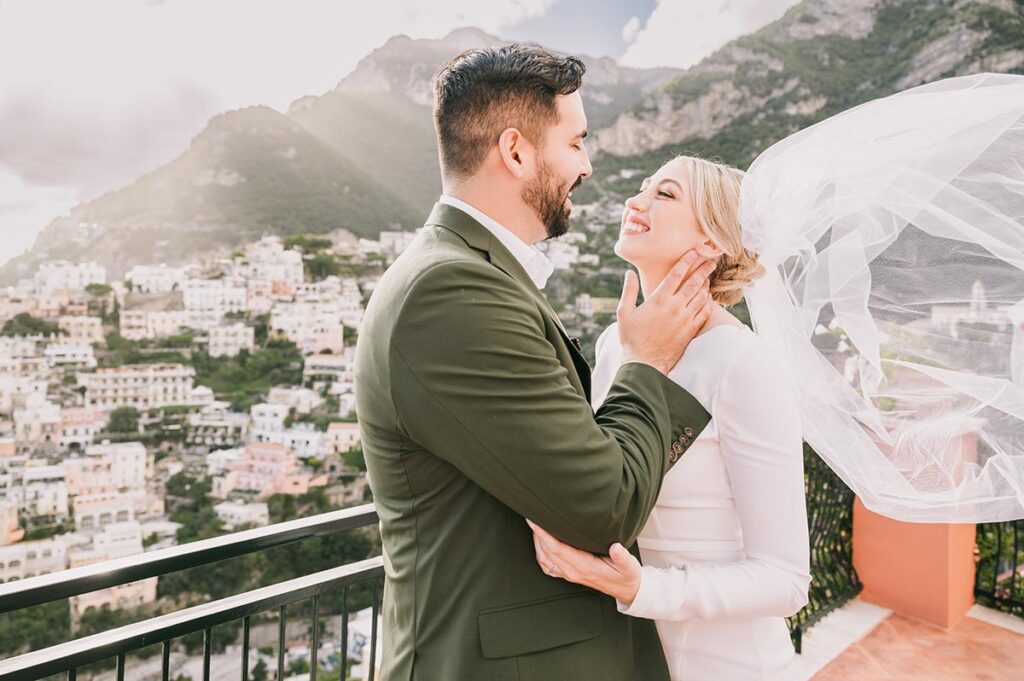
[
  {"x1": 678, "y1": 260, "x2": 717, "y2": 304},
  {"x1": 649, "y1": 250, "x2": 701, "y2": 302},
  {"x1": 616, "y1": 270, "x2": 639, "y2": 321}
]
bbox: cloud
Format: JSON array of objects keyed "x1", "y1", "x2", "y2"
[
  {"x1": 620, "y1": 0, "x2": 801, "y2": 69},
  {"x1": 0, "y1": 0, "x2": 557, "y2": 267},
  {"x1": 622, "y1": 16, "x2": 642, "y2": 44}
]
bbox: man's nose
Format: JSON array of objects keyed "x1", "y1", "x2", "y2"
[{"x1": 581, "y1": 149, "x2": 593, "y2": 179}]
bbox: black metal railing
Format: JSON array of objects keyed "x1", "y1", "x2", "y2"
[
  {"x1": 787, "y1": 445, "x2": 863, "y2": 653},
  {"x1": 975, "y1": 519, "x2": 1024, "y2": 618},
  {"x1": 0, "y1": 504, "x2": 382, "y2": 681}
]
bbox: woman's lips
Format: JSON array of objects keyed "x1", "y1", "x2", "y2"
[{"x1": 621, "y1": 214, "x2": 650, "y2": 235}]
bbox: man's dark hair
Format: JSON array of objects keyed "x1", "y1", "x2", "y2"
[{"x1": 433, "y1": 43, "x2": 585, "y2": 179}]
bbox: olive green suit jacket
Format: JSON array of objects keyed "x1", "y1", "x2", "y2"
[{"x1": 354, "y1": 203, "x2": 711, "y2": 681}]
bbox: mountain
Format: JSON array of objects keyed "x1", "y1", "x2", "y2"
[
  {"x1": 287, "y1": 28, "x2": 680, "y2": 215},
  {"x1": 1, "y1": 106, "x2": 420, "y2": 280},
  {"x1": 583, "y1": 0, "x2": 1024, "y2": 200},
  {"x1": 1, "y1": 27, "x2": 680, "y2": 283},
  {"x1": 6, "y1": 1, "x2": 1023, "y2": 282}
]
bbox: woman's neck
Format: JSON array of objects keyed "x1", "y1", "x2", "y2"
[{"x1": 636, "y1": 262, "x2": 729, "y2": 330}]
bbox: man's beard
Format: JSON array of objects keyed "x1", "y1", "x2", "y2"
[{"x1": 523, "y1": 159, "x2": 579, "y2": 240}]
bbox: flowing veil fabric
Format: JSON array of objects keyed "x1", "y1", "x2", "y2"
[{"x1": 739, "y1": 73, "x2": 1024, "y2": 522}]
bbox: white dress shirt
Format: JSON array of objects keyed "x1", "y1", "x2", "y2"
[
  {"x1": 438, "y1": 194, "x2": 554, "y2": 290},
  {"x1": 592, "y1": 322, "x2": 812, "y2": 681}
]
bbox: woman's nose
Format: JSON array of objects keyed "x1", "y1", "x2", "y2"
[{"x1": 625, "y1": 192, "x2": 646, "y2": 212}]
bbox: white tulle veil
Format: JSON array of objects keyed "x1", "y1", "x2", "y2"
[{"x1": 740, "y1": 73, "x2": 1024, "y2": 523}]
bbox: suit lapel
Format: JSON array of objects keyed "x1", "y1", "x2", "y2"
[{"x1": 426, "y1": 202, "x2": 592, "y2": 401}]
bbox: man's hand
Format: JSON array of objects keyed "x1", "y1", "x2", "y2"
[{"x1": 617, "y1": 250, "x2": 715, "y2": 375}]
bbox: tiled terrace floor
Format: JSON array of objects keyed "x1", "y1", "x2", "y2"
[{"x1": 795, "y1": 601, "x2": 1024, "y2": 681}]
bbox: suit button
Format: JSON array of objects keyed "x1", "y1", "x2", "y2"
[
  {"x1": 669, "y1": 450, "x2": 679, "y2": 463},
  {"x1": 672, "y1": 442, "x2": 684, "y2": 456},
  {"x1": 683, "y1": 427, "x2": 695, "y2": 438},
  {"x1": 679, "y1": 436, "x2": 690, "y2": 447}
]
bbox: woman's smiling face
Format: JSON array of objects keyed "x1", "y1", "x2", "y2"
[{"x1": 614, "y1": 158, "x2": 721, "y2": 269}]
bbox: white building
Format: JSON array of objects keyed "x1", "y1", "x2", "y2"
[
  {"x1": 303, "y1": 352, "x2": 354, "y2": 388},
  {"x1": 58, "y1": 316, "x2": 104, "y2": 345},
  {"x1": 208, "y1": 322, "x2": 255, "y2": 358},
  {"x1": 5, "y1": 463, "x2": 70, "y2": 519},
  {"x1": 139, "y1": 519, "x2": 182, "y2": 550},
  {"x1": 187, "y1": 401, "x2": 250, "y2": 447},
  {"x1": 34, "y1": 261, "x2": 106, "y2": 294},
  {"x1": 270, "y1": 303, "x2": 344, "y2": 356},
  {"x1": 213, "y1": 501, "x2": 270, "y2": 530},
  {"x1": 266, "y1": 387, "x2": 323, "y2": 415},
  {"x1": 542, "y1": 240, "x2": 580, "y2": 271},
  {"x1": 13, "y1": 397, "x2": 62, "y2": 450},
  {"x1": 68, "y1": 522, "x2": 157, "y2": 625},
  {"x1": 182, "y1": 278, "x2": 247, "y2": 317},
  {"x1": 929, "y1": 279, "x2": 1012, "y2": 338},
  {"x1": 326, "y1": 422, "x2": 361, "y2": 454},
  {"x1": 0, "y1": 377, "x2": 47, "y2": 416},
  {"x1": 205, "y1": 447, "x2": 244, "y2": 477},
  {"x1": 378, "y1": 231, "x2": 417, "y2": 258},
  {"x1": 72, "y1": 490, "x2": 164, "y2": 531},
  {"x1": 120, "y1": 292, "x2": 190, "y2": 341},
  {"x1": 78, "y1": 363, "x2": 196, "y2": 411},
  {"x1": 0, "y1": 535, "x2": 69, "y2": 582},
  {"x1": 44, "y1": 342, "x2": 97, "y2": 369},
  {"x1": 125, "y1": 264, "x2": 185, "y2": 294},
  {"x1": 250, "y1": 403, "x2": 289, "y2": 434},
  {"x1": 575, "y1": 294, "x2": 619, "y2": 318},
  {"x1": 239, "y1": 237, "x2": 304, "y2": 288}
]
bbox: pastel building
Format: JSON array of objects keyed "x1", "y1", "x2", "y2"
[
  {"x1": 64, "y1": 442, "x2": 150, "y2": 496},
  {"x1": 59, "y1": 408, "x2": 106, "y2": 450},
  {"x1": 78, "y1": 363, "x2": 196, "y2": 411},
  {"x1": 58, "y1": 316, "x2": 104, "y2": 345},
  {"x1": 211, "y1": 442, "x2": 325, "y2": 499}
]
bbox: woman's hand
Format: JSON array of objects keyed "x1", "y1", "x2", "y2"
[{"x1": 526, "y1": 519, "x2": 642, "y2": 606}]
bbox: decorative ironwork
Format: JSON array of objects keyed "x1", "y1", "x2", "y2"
[
  {"x1": 975, "y1": 519, "x2": 1024, "y2": 618},
  {"x1": 787, "y1": 444, "x2": 863, "y2": 653}
]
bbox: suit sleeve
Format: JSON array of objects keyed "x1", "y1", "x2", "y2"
[
  {"x1": 617, "y1": 343, "x2": 811, "y2": 621},
  {"x1": 389, "y1": 260, "x2": 710, "y2": 554}
]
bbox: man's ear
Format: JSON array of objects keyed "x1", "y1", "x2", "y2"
[{"x1": 498, "y1": 127, "x2": 531, "y2": 179}]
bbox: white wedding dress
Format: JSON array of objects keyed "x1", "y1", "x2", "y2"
[{"x1": 592, "y1": 322, "x2": 812, "y2": 681}]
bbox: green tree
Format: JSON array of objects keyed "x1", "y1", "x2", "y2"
[
  {"x1": 107, "y1": 406, "x2": 139, "y2": 433},
  {"x1": 305, "y1": 253, "x2": 341, "y2": 281},
  {"x1": 1, "y1": 313, "x2": 62, "y2": 337},
  {"x1": 250, "y1": 659, "x2": 269, "y2": 681},
  {"x1": 85, "y1": 283, "x2": 113, "y2": 297}
]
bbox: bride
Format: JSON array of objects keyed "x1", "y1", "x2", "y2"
[
  {"x1": 529, "y1": 153, "x2": 811, "y2": 681},
  {"x1": 530, "y1": 72, "x2": 1024, "y2": 680}
]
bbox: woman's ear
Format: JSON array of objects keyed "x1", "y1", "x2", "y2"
[{"x1": 696, "y1": 240, "x2": 724, "y2": 259}]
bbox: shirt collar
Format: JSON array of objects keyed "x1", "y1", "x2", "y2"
[{"x1": 438, "y1": 194, "x2": 554, "y2": 290}]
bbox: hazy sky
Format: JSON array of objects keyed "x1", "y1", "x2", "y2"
[{"x1": 0, "y1": 0, "x2": 799, "y2": 268}]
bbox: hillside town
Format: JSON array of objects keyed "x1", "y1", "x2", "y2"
[{"x1": 0, "y1": 195, "x2": 638, "y2": 643}]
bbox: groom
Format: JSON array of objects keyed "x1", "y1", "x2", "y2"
[{"x1": 355, "y1": 44, "x2": 714, "y2": 680}]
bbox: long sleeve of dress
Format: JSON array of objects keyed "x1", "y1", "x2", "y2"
[{"x1": 617, "y1": 341, "x2": 811, "y2": 621}]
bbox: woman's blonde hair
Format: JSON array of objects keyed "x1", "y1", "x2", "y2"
[{"x1": 670, "y1": 154, "x2": 765, "y2": 306}]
